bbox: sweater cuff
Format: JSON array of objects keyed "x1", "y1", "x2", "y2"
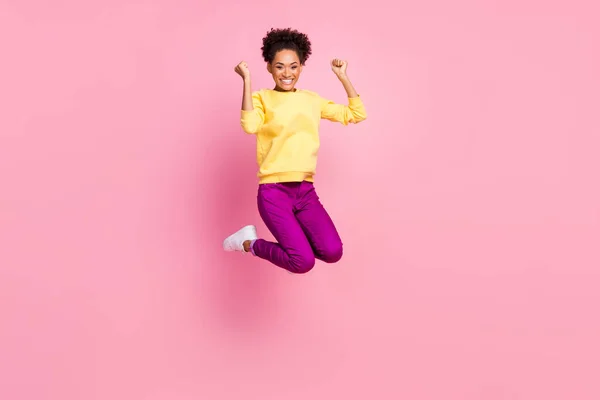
[{"x1": 348, "y1": 95, "x2": 363, "y2": 105}]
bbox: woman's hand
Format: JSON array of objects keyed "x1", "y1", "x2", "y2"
[
  {"x1": 235, "y1": 61, "x2": 251, "y2": 80},
  {"x1": 331, "y1": 58, "x2": 348, "y2": 77}
]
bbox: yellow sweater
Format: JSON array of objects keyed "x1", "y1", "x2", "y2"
[{"x1": 240, "y1": 88, "x2": 367, "y2": 183}]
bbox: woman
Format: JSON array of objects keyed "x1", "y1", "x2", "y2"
[{"x1": 223, "y1": 27, "x2": 367, "y2": 274}]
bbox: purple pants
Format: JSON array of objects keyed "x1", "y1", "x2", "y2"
[{"x1": 250, "y1": 181, "x2": 343, "y2": 274}]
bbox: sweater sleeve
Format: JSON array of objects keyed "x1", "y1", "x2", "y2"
[
  {"x1": 240, "y1": 91, "x2": 265, "y2": 134},
  {"x1": 320, "y1": 95, "x2": 367, "y2": 125}
]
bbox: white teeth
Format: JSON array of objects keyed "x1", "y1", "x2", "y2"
[{"x1": 282, "y1": 79, "x2": 292, "y2": 84}]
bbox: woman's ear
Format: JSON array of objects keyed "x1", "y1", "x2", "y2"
[{"x1": 266, "y1": 63, "x2": 272, "y2": 73}]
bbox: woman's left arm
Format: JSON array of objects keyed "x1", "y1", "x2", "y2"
[
  {"x1": 320, "y1": 59, "x2": 367, "y2": 125},
  {"x1": 331, "y1": 58, "x2": 359, "y2": 98}
]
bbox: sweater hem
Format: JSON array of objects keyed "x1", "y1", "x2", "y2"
[{"x1": 258, "y1": 172, "x2": 315, "y2": 184}]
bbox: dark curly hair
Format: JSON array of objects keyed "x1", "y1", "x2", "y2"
[{"x1": 261, "y1": 28, "x2": 312, "y2": 65}]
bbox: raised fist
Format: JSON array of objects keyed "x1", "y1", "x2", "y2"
[
  {"x1": 331, "y1": 58, "x2": 348, "y2": 77},
  {"x1": 235, "y1": 61, "x2": 250, "y2": 79}
]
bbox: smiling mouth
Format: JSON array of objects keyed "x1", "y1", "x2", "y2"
[{"x1": 281, "y1": 79, "x2": 293, "y2": 85}]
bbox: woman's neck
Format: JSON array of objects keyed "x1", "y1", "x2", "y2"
[{"x1": 273, "y1": 86, "x2": 297, "y2": 92}]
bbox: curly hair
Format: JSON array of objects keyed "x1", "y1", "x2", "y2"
[{"x1": 261, "y1": 28, "x2": 312, "y2": 65}]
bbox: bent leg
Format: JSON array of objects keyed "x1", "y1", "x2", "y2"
[
  {"x1": 252, "y1": 184, "x2": 315, "y2": 274},
  {"x1": 295, "y1": 182, "x2": 343, "y2": 263}
]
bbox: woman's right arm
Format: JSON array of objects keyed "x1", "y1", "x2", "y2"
[
  {"x1": 235, "y1": 61, "x2": 264, "y2": 134},
  {"x1": 235, "y1": 61, "x2": 253, "y2": 110},
  {"x1": 242, "y1": 76, "x2": 253, "y2": 111}
]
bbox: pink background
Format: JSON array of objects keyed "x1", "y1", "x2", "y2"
[{"x1": 1, "y1": 0, "x2": 599, "y2": 399}]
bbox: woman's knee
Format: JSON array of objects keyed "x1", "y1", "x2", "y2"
[
  {"x1": 289, "y1": 254, "x2": 316, "y2": 274},
  {"x1": 320, "y1": 242, "x2": 343, "y2": 263}
]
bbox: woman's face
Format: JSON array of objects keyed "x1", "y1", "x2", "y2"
[{"x1": 267, "y1": 49, "x2": 303, "y2": 92}]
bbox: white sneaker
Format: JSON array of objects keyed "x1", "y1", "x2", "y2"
[{"x1": 223, "y1": 225, "x2": 258, "y2": 252}]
